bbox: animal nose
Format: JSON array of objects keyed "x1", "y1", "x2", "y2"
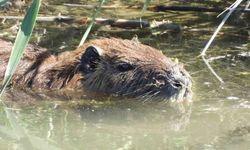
[
  {"x1": 171, "y1": 75, "x2": 192, "y2": 90},
  {"x1": 171, "y1": 80, "x2": 183, "y2": 89}
]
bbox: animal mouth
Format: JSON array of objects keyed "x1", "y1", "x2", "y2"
[
  {"x1": 153, "y1": 75, "x2": 192, "y2": 102},
  {"x1": 171, "y1": 86, "x2": 192, "y2": 102},
  {"x1": 136, "y1": 78, "x2": 192, "y2": 102}
]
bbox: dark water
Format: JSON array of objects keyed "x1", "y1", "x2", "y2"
[{"x1": 0, "y1": 0, "x2": 250, "y2": 149}]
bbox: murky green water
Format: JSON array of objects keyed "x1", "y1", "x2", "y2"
[{"x1": 0, "y1": 0, "x2": 250, "y2": 149}]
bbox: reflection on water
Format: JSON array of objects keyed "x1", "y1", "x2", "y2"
[
  {"x1": 1, "y1": 97, "x2": 250, "y2": 149},
  {"x1": 0, "y1": 100, "x2": 194, "y2": 149},
  {"x1": 0, "y1": 0, "x2": 250, "y2": 149}
]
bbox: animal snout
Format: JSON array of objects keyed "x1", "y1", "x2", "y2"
[
  {"x1": 170, "y1": 79, "x2": 183, "y2": 89},
  {"x1": 154, "y1": 74, "x2": 190, "y2": 90},
  {"x1": 169, "y1": 75, "x2": 191, "y2": 90}
]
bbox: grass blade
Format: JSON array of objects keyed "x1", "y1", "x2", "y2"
[
  {"x1": 0, "y1": 0, "x2": 41, "y2": 96},
  {"x1": 199, "y1": 0, "x2": 243, "y2": 83},
  {"x1": 0, "y1": 0, "x2": 41, "y2": 149},
  {"x1": 0, "y1": 0, "x2": 7, "y2": 6},
  {"x1": 200, "y1": 0, "x2": 243, "y2": 56},
  {"x1": 139, "y1": 0, "x2": 151, "y2": 28},
  {"x1": 78, "y1": 0, "x2": 105, "y2": 47}
]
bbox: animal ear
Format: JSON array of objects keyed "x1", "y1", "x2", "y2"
[{"x1": 80, "y1": 46, "x2": 103, "y2": 73}]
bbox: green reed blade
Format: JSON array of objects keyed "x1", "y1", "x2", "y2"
[
  {"x1": 0, "y1": 0, "x2": 41, "y2": 149},
  {"x1": 139, "y1": 0, "x2": 151, "y2": 28},
  {"x1": 0, "y1": 0, "x2": 7, "y2": 6},
  {"x1": 0, "y1": 0, "x2": 41, "y2": 96},
  {"x1": 78, "y1": 0, "x2": 105, "y2": 47}
]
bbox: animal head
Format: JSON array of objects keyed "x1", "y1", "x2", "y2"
[{"x1": 79, "y1": 39, "x2": 192, "y2": 102}]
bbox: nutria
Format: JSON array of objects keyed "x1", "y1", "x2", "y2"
[{"x1": 0, "y1": 38, "x2": 192, "y2": 101}]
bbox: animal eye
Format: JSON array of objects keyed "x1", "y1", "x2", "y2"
[{"x1": 117, "y1": 63, "x2": 134, "y2": 72}]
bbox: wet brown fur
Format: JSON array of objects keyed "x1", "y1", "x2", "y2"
[
  {"x1": 0, "y1": 38, "x2": 192, "y2": 101},
  {"x1": 0, "y1": 38, "x2": 169, "y2": 88}
]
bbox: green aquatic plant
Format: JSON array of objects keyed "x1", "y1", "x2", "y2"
[
  {"x1": 139, "y1": 0, "x2": 151, "y2": 28},
  {"x1": 0, "y1": 0, "x2": 41, "y2": 96},
  {"x1": 0, "y1": 0, "x2": 42, "y2": 149},
  {"x1": 0, "y1": 1, "x2": 61, "y2": 148},
  {"x1": 200, "y1": 0, "x2": 244, "y2": 83},
  {"x1": 78, "y1": 0, "x2": 105, "y2": 47},
  {"x1": 0, "y1": 0, "x2": 7, "y2": 6}
]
